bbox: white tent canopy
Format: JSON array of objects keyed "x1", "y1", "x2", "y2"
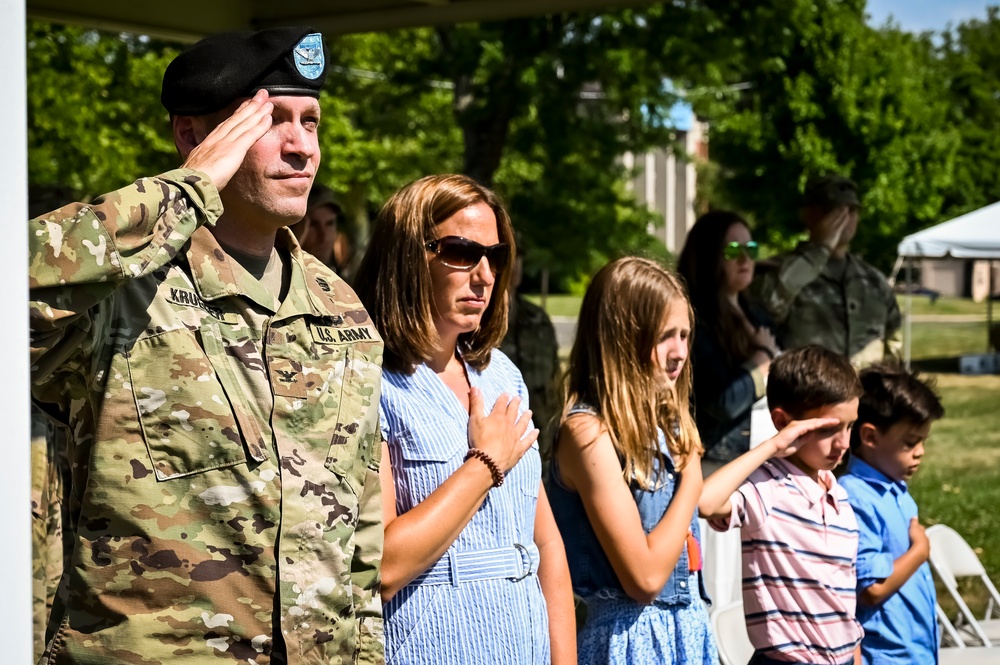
[
  {"x1": 895, "y1": 202, "x2": 999, "y2": 367},
  {"x1": 898, "y1": 200, "x2": 1000, "y2": 259}
]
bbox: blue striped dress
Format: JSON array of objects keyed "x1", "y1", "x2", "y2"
[{"x1": 380, "y1": 349, "x2": 549, "y2": 665}]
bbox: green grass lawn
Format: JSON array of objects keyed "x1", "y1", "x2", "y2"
[
  {"x1": 898, "y1": 294, "x2": 994, "y2": 318},
  {"x1": 908, "y1": 372, "x2": 1000, "y2": 617},
  {"x1": 528, "y1": 293, "x2": 993, "y2": 321},
  {"x1": 523, "y1": 294, "x2": 583, "y2": 318},
  {"x1": 910, "y1": 322, "x2": 992, "y2": 359}
]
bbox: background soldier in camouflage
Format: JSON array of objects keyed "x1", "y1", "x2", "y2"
[
  {"x1": 500, "y1": 252, "x2": 560, "y2": 476},
  {"x1": 31, "y1": 406, "x2": 71, "y2": 662},
  {"x1": 750, "y1": 174, "x2": 901, "y2": 366},
  {"x1": 30, "y1": 28, "x2": 384, "y2": 664}
]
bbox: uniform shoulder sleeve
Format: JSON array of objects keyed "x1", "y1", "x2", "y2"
[
  {"x1": 30, "y1": 169, "x2": 221, "y2": 290},
  {"x1": 30, "y1": 169, "x2": 222, "y2": 385},
  {"x1": 748, "y1": 243, "x2": 830, "y2": 324}
]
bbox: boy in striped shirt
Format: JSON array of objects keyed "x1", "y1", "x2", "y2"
[{"x1": 700, "y1": 345, "x2": 864, "y2": 664}]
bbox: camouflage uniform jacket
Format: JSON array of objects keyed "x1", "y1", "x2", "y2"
[
  {"x1": 499, "y1": 295, "x2": 559, "y2": 461},
  {"x1": 31, "y1": 405, "x2": 71, "y2": 663},
  {"x1": 30, "y1": 169, "x2": 385, "y2": 665},
  {"x1": 750, "y1": 241, "x2": 902, "y2": 366}
]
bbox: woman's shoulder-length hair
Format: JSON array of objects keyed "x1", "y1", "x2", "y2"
[{"x1": 353, "y1": 174, "x2": 516, "y2": 374}]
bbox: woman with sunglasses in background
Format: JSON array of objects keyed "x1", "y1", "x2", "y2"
[
  {"x1": 677, "y1": 211, "x2": 781, "y2": 474},
  {"x1": 354, "y1": 174, "x2": 575, "y2": 665}
]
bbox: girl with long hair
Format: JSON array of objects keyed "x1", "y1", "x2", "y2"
[
  {"x1": 677, "y1": 211, "x2": 780, "y2": 469},
  {"x1": 353, "y1": 174, "x2": 575, "y2": 665},
  {"x1": 549, "y1": 256, "x2": 718, "y2": 664}
]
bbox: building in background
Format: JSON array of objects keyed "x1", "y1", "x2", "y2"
[
  {"x1": 919, "y1": 259, "x2": 1000, "y2": 301},
  {"x1": 623, "y1": 100, "x2": 708, "y2": 255}
]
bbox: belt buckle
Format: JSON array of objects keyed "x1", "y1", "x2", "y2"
[{"x1": 512, "y1": 543, "x2": 532, "y2": 582}]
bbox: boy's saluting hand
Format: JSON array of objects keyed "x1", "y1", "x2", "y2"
[{"x1": 767, "y1": 417, "x2": 841, "y2": 458}]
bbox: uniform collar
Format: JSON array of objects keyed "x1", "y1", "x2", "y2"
[
  {"x1": 772, "y1": 457, "x2": 843, "y2": 512},
  {"x1": 185, "y1": 226, "x2": 342, "y2": 319},
  {"x1": 846, "y1": 455, "x2": 907, "y2": 497}
]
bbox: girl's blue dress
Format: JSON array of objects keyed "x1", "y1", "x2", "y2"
[{"x1": 550, "y1": 405, "x2": 719, "y2": 665}]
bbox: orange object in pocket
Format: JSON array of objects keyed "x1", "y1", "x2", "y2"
[{"x1": 686, "y1": 530, "x2": 702, "y2": 572}]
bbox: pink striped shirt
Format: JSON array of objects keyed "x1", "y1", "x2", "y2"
[{"x1": 710, "y1": 457, "x2": 862, "y2": 664}]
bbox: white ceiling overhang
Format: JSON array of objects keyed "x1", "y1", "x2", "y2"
[{"x1": 28, "y1": 0, "x2": 652, "y2": 42}]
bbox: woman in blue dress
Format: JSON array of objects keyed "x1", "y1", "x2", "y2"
[
  {"x1": 353, "y1": 174, "x2": 575, "y2": 665},
  {"x1": 549, "y1": 257, "x2": 719, "y2": 665}
]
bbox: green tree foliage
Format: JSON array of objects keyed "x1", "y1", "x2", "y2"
[
  {"x1": 316, "y1": 29, "x2": 463, "y2": 248},
  {"x1": 27, "y1": 21, "x2": 179, "y2": 201},
  {"x1": 412, "y1": 7, "x2": 739, "y2": 288},
  {"x1": 698, "y1": 0, "x2": 959, "y2": 271},
  {"x1": 31, "y1": 3, "x2": 992, "y2": 285},
  {"x1": 938, "y1": 7, "x2": 1000, "y2": 218}
]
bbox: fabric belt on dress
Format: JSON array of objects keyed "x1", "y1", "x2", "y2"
[{"x1": 416, "y1": 543, "x2": 540, "y2": 586}]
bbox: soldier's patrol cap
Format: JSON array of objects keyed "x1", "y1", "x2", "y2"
[
  {"x1": 307, "y1": 184, "x2": 343, "y2": 216},
  {"x1": 802, "y1": 174, "x2": 861, "y2": 209},
  {"x1": 161, "y1": 27, "x2": 328, "y2": 116}
]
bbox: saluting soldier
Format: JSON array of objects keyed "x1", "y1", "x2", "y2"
[
  {"x1": 750, "y1": 174, "x2": 901, "y2": 366},
  {"x1": 30, "y1": 27, "x2": 385, "y2": 664}
]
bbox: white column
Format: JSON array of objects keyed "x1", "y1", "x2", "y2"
[
  {"x1": 644, "y1": 151, "x2": 655, "y2": 210},
  {"x1": 622, "y1": 151, "x2": 635, "y2": 192},
  {"x1": 0, "y1": 0, "x2": 32, "y2": 658},
  {"x1": 664, "y1": 150, "x2": 676, "y2": 252},
  {"x1": 643, "y1": 151, "x2": 656, "y2": 236}
]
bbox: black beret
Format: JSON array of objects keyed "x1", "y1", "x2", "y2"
[{"x1": 161, "y1": 26, "x2": 329, "y2": 116}]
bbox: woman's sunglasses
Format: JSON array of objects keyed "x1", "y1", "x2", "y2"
[
  {"x1": 425, "y1": 236, "x2": 511, "y2": 274},
  {"x1": 722, "y1": 241, "x2": 759, "y2": 261}
]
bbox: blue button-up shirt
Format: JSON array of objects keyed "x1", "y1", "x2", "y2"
[{"x1": 841, "y1": 456, "x2": 938, "y2": 665}]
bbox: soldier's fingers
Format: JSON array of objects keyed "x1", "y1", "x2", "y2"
[
  {"x1": 183, "y1": 108, "x2": 272, "y2": 189},
  {"x1": 213, "y1": 101, "x2": 273, "y2": 151},
  {"x1": 209, "y1": 90, "x2": 271, "y2": 142},
  {"x1": 219, "y1": 90, "x2": 274, "y2": 132},
  {"x1": 226, "y1": 109, "x2": 272, "y2": 153}
]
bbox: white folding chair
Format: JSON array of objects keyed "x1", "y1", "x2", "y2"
[
  {"x1": 711, "y1": 600, "x2": 754, "y2": 665},
  {"x1": 938, "y1": 602, "x2": 968, "y2": 648},
  {"x1": 927, "y1": 524, "x2": 1000, "y2": 647},
  {"x1": 700, "y1": 517, "x2": 743, "y2": 609}
]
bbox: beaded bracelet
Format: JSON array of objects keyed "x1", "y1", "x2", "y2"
[
  {"x1": 466, "y1": 448, "x2": 504, "y2": 488},
  {"x1": 755, "y1": 345, "x2": 776, "y2": 360}
]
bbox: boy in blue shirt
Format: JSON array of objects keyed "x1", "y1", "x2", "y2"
[{"x1": 840, "y1": 364, "x2": 945, "y2": 665}]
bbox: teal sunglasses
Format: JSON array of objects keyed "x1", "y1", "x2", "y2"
[{"x1": 722, "y1": 241, "x2": 759, "y2": 261}]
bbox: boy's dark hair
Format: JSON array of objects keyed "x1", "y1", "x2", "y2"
[
  {"x1": 767, "y1": 345, "x2": 862, "y2": 417},
  {"x1": 849, "y1": 363, "x2": 945, "y2": 449}
]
